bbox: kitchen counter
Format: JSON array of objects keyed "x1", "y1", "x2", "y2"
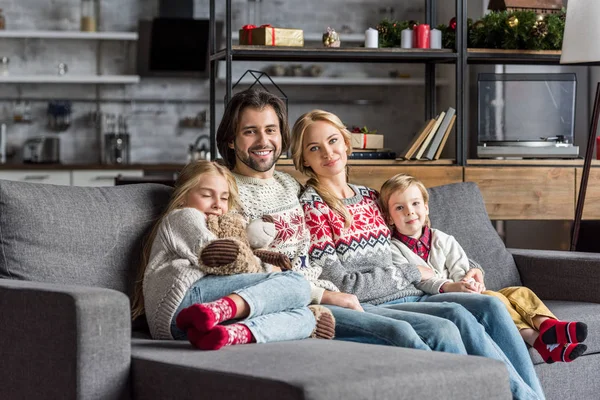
[{"x1": 0, "y1": 163, "x2": 187, "y2": 171}]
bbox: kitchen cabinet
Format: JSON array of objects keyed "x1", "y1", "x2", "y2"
[
  {"x1": 0, "y1": 170, "x2": 71, "y2": 185},
  {"x1": 71, "y1": 169, "x2": 144, "y2": 187}
]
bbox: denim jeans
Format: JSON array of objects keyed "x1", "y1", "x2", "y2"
[
  {"x1": 325, "y1": 304, "x2": 466, "y2": 354},
  {"x1": 170, "y1": 271, "x2": 315, "y2": 343},
  {"x1": 383, "y1": 294, "x2": 544, "y2": 400}
]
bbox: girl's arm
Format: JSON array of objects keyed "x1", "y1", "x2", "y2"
[{"x1": 160, "y1": 208, "x2": 215, "y2": 265}]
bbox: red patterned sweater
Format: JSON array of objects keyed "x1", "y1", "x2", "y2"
[{"x1": 300, "y1": 184, "x2": 422, "y2": 305}]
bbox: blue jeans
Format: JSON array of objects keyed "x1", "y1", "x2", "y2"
[
  {"x1": 170, "y1": 271, "x2": 315, "y2": 343},
  {"x1": 325, "y1": 305, "x2": 466, "y2": 354},
  {"x1": 383, "y1": 294, "x2": 544, "y2": 400}
]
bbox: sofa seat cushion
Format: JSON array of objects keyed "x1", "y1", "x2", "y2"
[
  {"x1": 427, "y1": 182, "x2": 522, "y2": 290},
  {"x1": 528, "y1": 300, "x2": 600, "y2": 365},
  {"x1": 131, "y1": 338, "x2": 511, "y2": 400},
  {"x1": 0, "y1": 180, "x2": 171, "y2": 294}
]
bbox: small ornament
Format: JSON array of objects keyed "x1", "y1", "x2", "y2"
[
  {"x1": 507, "y1": 15, "x2": 519, "y2": 28},
  {"x1": 449, "y1": 17, "x2": 457, "y2": 31},
  {"x1": 532, "y1": 20, "x2": 548, "y2": 39},
  {"x1": 536, "y1": 14, "x2": 545, "y2": 23},
  {"x1": 322, "y1": 27, "x2": 341, "y2": 48},
  {"x1": 408, "y1": 20, "x2": 418, "y2": 30}
]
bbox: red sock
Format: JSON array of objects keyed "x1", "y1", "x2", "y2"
[
  {"x1": 534, "y1": 336, "x2": 587, "y2": 363},
  {"x1": 187, "y1": 324, "x2": 254, "y2": 350},
  {"x1": 176, "y1": 297, "x2": 237, "y2": 333},
  {"x1": 539, "y1": 319, "x2": 588, "y2": 344}
]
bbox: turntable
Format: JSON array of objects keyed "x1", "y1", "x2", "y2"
[{"x1": 477, "y1": 73, "x2": 579, "y2": 159}]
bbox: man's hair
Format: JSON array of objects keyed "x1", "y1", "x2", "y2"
[{"x1": 216, "y1": 89, "x2": 290, "y2": 169}]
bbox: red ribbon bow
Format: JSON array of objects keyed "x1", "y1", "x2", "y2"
[{"x1": 240, "y1": 24, "x2": 275, "y2": 45}]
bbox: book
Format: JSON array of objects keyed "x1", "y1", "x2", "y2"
[
  {"x1": 348, "y1": 150, "x2": 396, "y2": 160},
  {"x1": 423, "y1": 107, "x2": 456, "y2": 160},
  {"x1": 413, "y1": 111, "x2": 445, "y2": 160},
  {"x1": 398, "y1": 119, "x2": 435, "y2": 160},
  {"x1": 433, "y1": 114, "x2": 456, "y2": 160}
]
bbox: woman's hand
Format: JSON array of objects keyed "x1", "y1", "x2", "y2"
[
  {"x1": 417, "y1": 265, "x2": 435, "y2": 281},
  {"x1": 440, "y1": 281, "x2": 479, "y2": 293},
  {"x1": 321, "y1": 290, "x2": 364, "y2": 312}
]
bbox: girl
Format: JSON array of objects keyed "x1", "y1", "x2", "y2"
[
  {"x1": 291, "y1": 109, "x2": 544, "y2": 400},
  {"x1": 131, "y1": 160, "x2": 335, "y2": 350},
  {"x1": 379, "y1": 173, "x2": 588, "y2": 364}
]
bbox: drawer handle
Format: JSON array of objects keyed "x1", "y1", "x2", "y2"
[
  {"x1": 24, "y1": 175, "x2": 50, "y2": 181},
  {"x1": 93, "y1": 176, "x2": 117, "y2": 181}
]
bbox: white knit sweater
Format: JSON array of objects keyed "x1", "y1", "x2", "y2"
[
  {"x1": 234, "y1": 171, "x2": 325, "y2": 303},
  {"x1": 390, "y1": 228, "x2": 471, "y2": 294},
  {"x1": 143, "y1": 208, "x2": 214, "y2": 339}
]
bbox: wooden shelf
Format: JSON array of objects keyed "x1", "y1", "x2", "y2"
[
  {"x1": 0, "y1": 75, "x2": 140, "y2": 84},
  {"x1": 230, "y1": 31, "x2": 364, "y2": 43},
  {"x1": 211, "y1": 46, "x2": 457, "y2": 64},
  {"x1": 467, "y1": 48, "x2": 563, "y2": 65},
  {"x1": 467, "y1": 159, "x2": 600, "y2": 166},
  {"x1": 276, "y1": 158, "x2": 456, "y2": 166},
  {"x1": 0, "y1": 30, "x2": 138, "y2": 40}
]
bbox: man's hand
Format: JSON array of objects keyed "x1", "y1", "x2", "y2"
[
  {"x1": 417, "y1": 265, "x2": 435, "y2": 281},
  {"x1": 321, "y1": 291, "x2": 364, "y2": 312},
  {"x1": 440, "y1": 281, "x2": 479, "y2": 293}
]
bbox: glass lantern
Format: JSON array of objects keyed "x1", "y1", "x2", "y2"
[{"x1": 81, "y1": 0, "x2": 97, "y2": 32}]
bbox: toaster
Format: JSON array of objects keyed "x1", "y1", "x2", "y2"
[{"x1": 22, "y1": 137, "x2": 60, "y2": 163}]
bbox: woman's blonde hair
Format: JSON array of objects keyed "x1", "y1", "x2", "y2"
[
  {"x1": 379, "y1": 173, "x2": 431, "y2": 228},
  {"x1": 291, "y1": 110, "x2": 354, "y2": 227},
  {"x1": 131, "y1": 160, "x2": 239, "y2": 320}
]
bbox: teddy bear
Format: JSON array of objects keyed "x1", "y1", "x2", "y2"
[{"x1": 198, "y1": 212, "x2": 292, "y2": 275}]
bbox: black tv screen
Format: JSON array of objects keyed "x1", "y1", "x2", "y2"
[{"x1": 138, "y1": 18, "x2": 222, "y2": 78}]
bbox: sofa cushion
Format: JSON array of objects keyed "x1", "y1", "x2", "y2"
[
  {"x1": 0, "y1": 180, "x2": 172, "y2": 295},
  {"x1": 528, "y1": 300, "x2": 600, "y2": 365},
  {"x1": 131, "y1": 338, "x2": 511, "y2": 400},
  {"x1": 427, "y1": 182, "x2": 522, "y2": 290}
]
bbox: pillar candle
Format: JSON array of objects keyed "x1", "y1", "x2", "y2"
[
  {"x1": 430, "y1": 28, "x2": 442, "y2": 49},
  {"x1": 413, "y1": 24, "x2": 430, "y2": 49},
  {"x1": 401, "y1": 28, "x2": 413, "y2": 49},
  {"x1": 365, "y1": 27, "x2": 378, "y2": 48}
]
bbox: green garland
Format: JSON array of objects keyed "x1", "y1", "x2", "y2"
[{"x1": 377, "y1": 9, "x2": 566, "y2": 51}]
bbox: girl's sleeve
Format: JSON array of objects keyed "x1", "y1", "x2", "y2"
[
  {"x1": 304, "y1": 204, "x2": 418, "y2": 303},
  {"x1": 159, "y1": 208, "x2": 215, "y2": 266}
]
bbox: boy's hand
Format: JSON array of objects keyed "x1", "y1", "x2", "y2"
[
  {"x1": 463, "y1": 268, "x2": 485, "y2": 285},
  {"x1": 417, "y1": 265, "x2": 435, "y2": 281},
  {"x1": 460, "y1": 277, "x2": 485, "y2": 293},
  {"x1": 321, "y1": 291, "x2": 364, "y2": 312},
  {"x1": 440, "y1": 281, "x2": 479, "y2": 293}
]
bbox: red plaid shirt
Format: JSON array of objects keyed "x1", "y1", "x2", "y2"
[{"x1": 393, "y1": 225, "x2": 432, "y2": 261}]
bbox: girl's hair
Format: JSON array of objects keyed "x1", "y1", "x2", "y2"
[
  {"x1": 131, "y1": 160, "x2": 239, "y2": 320},
  {"x1": 290, "y1": 109, "x2": 353, "y2": 228},
  {"x1": 216, "y1": 88, "x2": 290, "y2": 170},
  {"x1": 379, "y1": 173, "x2": 431, "y2": 228}
]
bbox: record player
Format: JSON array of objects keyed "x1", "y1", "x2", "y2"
[{"x1": 477, "y1": 73, "x2": 579, "y2": 159}]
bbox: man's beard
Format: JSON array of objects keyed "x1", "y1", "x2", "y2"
[{"x1": 234, "y1": 144, "x2": 281, "y2": 173}]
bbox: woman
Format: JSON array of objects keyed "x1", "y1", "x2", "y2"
[{"x1": 290, "y1": 109, "x2": 544, "y2": 400}]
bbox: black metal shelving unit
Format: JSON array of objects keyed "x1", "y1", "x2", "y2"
[{"x1": 208, "y1": 0, "x2": 467, "y2": 164}]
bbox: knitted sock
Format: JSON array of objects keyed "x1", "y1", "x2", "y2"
[
  {"x1": 187, "y1": 324, "x2": 254, "y2": 351},
  {"x1": 534, "y1": 337, "x2": 587, "y2": 363},
  {"x1": 176, "y1": 297, "x2": 237, "y2": 333},
  {"x1": 539, "y1": 319, "x2": 588, "y2": 344}
]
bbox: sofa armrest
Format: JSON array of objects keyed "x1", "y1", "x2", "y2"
[
  {"x1": 509, "y1": 249, "x2": 600, "y2": 303},
  {"x1": 0, "y1": 279, "x2": 131, "y2": 400}
]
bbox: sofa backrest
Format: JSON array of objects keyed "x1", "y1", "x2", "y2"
[
  {"x1": 0, "y1": 180, "x2": 172, "y2": 296},
  {"x1": 427, "y1": 182, "x2": 522, "y2": 290}
]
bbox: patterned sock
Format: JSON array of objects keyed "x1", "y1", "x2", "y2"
[
  {"x1": 176, "y1": 297, "x2": 237, "y2": 333},
  {"x1": 539, "y1": 319, "x2": 588, "y2": 344},
  {"x1": 534, "y1": 336, "x2": 587, "y2": 363},
  {"x1": 187, "y1": 324, "x2": 254, "y2": 351}
]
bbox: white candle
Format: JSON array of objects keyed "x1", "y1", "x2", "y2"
[
  {"x1": 365, "y1": 27, "x2": 378, "y2": 48},
  {"x1": 430, "y1": 28, "x2": 442, "y2": 49},
  {"x1": 401, "y1": 29, "x2": 413, "y2": 49}
]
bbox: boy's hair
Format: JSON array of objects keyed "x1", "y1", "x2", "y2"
[
  {"x1": 131, "y1": 160, "x2": 239, "y2": 320},
  {"x1": 379, "y1": 173, "x2": 431, "y2": 227},
  {"x1": 290, "y1": 109, "x2": 353, "y2": 227},
  {"x1": 216, "y1": 88, "x2": 290, "y2": 170}
]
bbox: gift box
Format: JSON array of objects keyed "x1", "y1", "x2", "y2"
[
  {"x1": 351, "y1": 133, "x2": 384, "y2": 150},
  {"x1": 239, "y1": 25, "x2": 304, "y2": 47}
]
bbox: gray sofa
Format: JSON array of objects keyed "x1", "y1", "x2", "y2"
[{"x1": 0, "y1": 179, "x2": 596, "y2": 400}]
